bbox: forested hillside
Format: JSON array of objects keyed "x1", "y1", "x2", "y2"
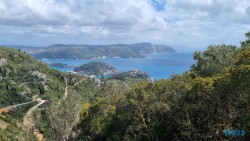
[
  {"x1": 73, "y1": 32, "x2": 250, "y2": 141},
  {"x1": 0, "y1": 47, "x2": 97, "y2": 140},
  {"x1": 0, "y1": 47, "x2": 142, "y2": 140},
  {"x1": 0, "y1": 32, "x2": 250, "y2": 141},
  {"x1": 0, "y1": 47, "x2": 66, "y2": 107}
]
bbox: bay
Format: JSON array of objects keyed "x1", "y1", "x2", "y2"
[{"x1": 40, "y1": 52, "x2": 195, "y2": 80}]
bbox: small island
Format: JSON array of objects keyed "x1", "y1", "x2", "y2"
[
  {"x1": 73, "y1": 62, "x2": 117, "y2": 77},
  {"x1": 49, "y1": 63, "x2": 74, "y2": 68},
  {"x1": 109, "y1": 69, "x2": 152, "y2": 81}
]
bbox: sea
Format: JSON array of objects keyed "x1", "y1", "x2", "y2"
[{"x1": 40, "y1": 52, "x2": 195, "y2": 80}]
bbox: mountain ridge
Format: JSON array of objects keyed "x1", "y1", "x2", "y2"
[{"x1": 15, "y1": 42, "x2": 175, "y2": 59}]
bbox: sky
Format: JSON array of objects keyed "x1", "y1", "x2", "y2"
[{"x1": 0, "y1": 0, "x2": 250, "y2": 51}]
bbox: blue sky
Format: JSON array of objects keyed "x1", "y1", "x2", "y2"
[
  {"x1": 0, "y1": 0, "x2": 250, "y2": 51},
  {"x1": 150, "y1": 0, "x2": 166, "y2": 11}
]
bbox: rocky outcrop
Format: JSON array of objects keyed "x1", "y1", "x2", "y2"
[
  {"x1": 0, "y1": 58, "x2": 8, "y2": 67},
  {"x1": 30, "y1": 71, "x2": 47, "y2": 81}
]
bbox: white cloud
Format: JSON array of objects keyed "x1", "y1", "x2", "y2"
[
  {"x1": 0, "y1": 0, "x2": 165, "y2": 34},
  {"x1": 164, "y1": 0, "x2": 250, "y2": 23},
  {"x1": 0, "y1": 0, "x2": 249, "y2": 49}
]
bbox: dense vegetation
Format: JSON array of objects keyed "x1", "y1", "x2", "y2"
[
  {"x1": 1, "y1": 32, "x2": 250, "y2": 141},
  {"x1": 0, "y1": 47, "x2": 95, "y2": 140},
  {"x1": 22, "y1": 43, "x2": 175, "y2": 59},
  {"x1": 73, "y1": 32, "x2": 250, "y2": 141},
  {"x1": 0, "y1": 47, "x2": 66, "y2": 107}
]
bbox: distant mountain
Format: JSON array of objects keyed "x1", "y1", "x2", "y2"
[
  {"x1": 22, "y1": 43, "x2": 175, "y2": 59},
  {"x1": 73, "y1": 62, "x2": 117, "y2": 76},
  {"x1": 4, "y1": 45, "x2": 45, "y2": 54},
  {"x1": 2, "y1": 45, "x2": 36, "y2": 49}
]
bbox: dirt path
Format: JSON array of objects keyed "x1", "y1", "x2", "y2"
[
  {"x1": 74, "y1": 78, "x2": 85, "y2": 86},
  {"x1": 64, "y1": 78, "x2": 68, "y2": 99},
  {"x1": 23, "y1": 99, "x2": 46, "y2": 141},
  {"x1": 64, "y1": 78, "x2": 84, "y2": 99},
  {"x1": 0, "y1": 100, "x2": 36, "y2": 115}
]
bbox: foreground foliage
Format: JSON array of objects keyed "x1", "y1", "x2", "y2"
[{"x1": 74, "y1": 32, "x2": 250, "y2": 141}]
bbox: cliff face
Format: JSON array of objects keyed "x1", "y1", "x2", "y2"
[{"x1": 73, "y1": 62, "x2": 117, "y2": 77}]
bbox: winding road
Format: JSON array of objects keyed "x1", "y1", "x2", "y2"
[
  {"x1": 0, "y1": 77, "x2": 85, "y2": 140},
  {"x1": 23, "y1": 98, "x2": 46, "y2": 140},
  {"x1": 0, "y1": 100, "x2": 36, "y2": 115},
  {"x1": 23, "y1": 99, "x2": 46, "y2": 127},
  {"x1": 0, "y1": 99, "x2": 46, "y2": 140}
]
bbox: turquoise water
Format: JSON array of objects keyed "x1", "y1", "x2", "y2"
[{"x1": 40, "y1": 53, "x2": 195, "y2": 80}]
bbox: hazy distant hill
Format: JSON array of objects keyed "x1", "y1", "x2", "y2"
[
  {"x1": 23, "y1": 43, "x2": 175, "y2": 59},
  {"x1": 4, "y1": 45, "x2": 45, "y2": 54}
]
